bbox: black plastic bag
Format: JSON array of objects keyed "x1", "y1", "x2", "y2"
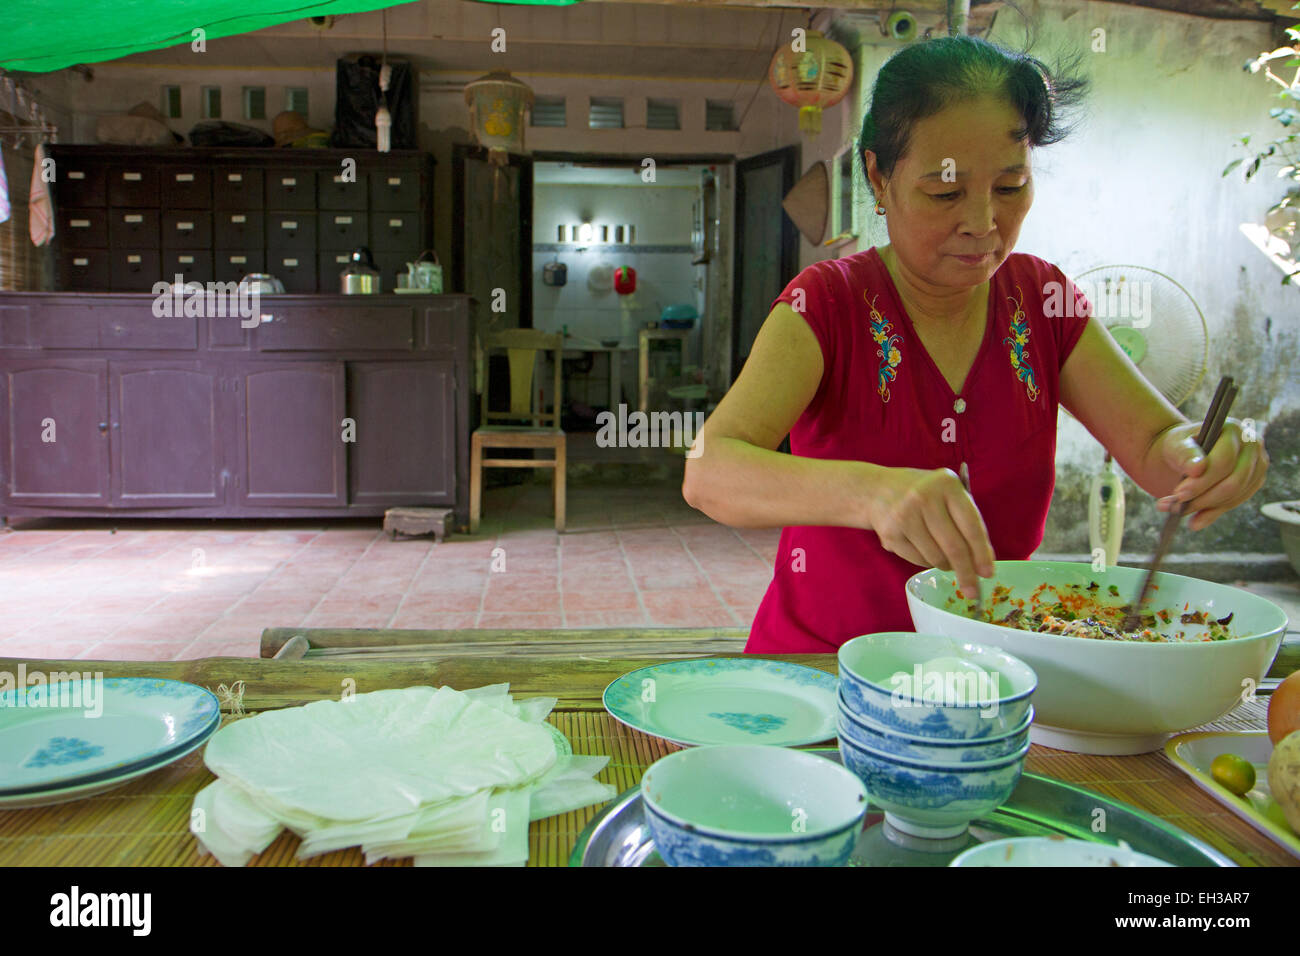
[
  {"x1": 332, "y1": 54, "x2": 416, "y2": 150},
  {"x1": 187, "y1": 121, "x2": 274, "y2": 148}
]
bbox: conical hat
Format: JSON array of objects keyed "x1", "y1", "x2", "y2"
[{"x1": 782, "y1": 161, "x2": 829, "y2": 245}]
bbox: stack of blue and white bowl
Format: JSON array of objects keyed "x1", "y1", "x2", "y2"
[{"x1": 836, "y1": 632, "x2": 1038, "y2": 839}]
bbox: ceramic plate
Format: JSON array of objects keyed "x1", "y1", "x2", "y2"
[
  {"x1": 1165, "y1": 731, "x2": 1300, "y2": 860},
  {"x1": 0, "y1": 728, "x2": 218, "y2": 810},
  {"x1": 0, "y1": 678, "x2": 220, "y2": 795},
  {"x1": 602, "y1": 659, "x2": 838, "y2": 748}
]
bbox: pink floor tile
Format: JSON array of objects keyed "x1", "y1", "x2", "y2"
[
  {"x1": 475, "y1": 612, "x2": 565, "y2": 629},
  {"x1": 395, "y1": 592, "x2": 483, "y2": 614},
  {"x1": 80, "y1": 641, "x2": 193, "y2": 662},
  {"x1": 644, "y1": 605, "x2": 741, "y2": 627},
  {"x1": 482, "y1": 589, "x2": 562, "y2": 613},
  {"x1": 639, "y1": 588, "x2": 726, "y2": 611},
  {"x1": 387, "y1": 610, "x2": 480, "y2": 630},
  {"x1": 563, "y1": 610, "x2": 651, "y2": 627},
  {"x1": 561, "y1": 590, "x2": 641, "y2": 612}
]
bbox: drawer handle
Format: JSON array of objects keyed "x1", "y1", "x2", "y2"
[
  {"x1": 176, "y1": 173, "x2": 195, "y2": 182},
  {"x1": 334, "y1": 216, "x2": 352, "y2": 225},
  {"x1": 228, "y1": 173, "x2": 243, "y2": 182},
  {"x1": 70, "y1": 219, "x2": 90, "y2": 228},
  {"x1": 179, "y1": 255, "x2": 195, "y2": 264},
  {"x1": 283, "y1": 258, "x2": 299, "y2": 267},
  {"x1": 333, "y1": 175, "x2": 347, "y2": 183},
  {"x1": 73, "y1": 257, "x2": 89, "y2": 266},
  {"x1": 123, "y1": 172, "x2": 142, "y2": 181},
  {"x1": 282, "y1": 177, "x2": 297, "y2": 186},
  {"x1": 231, "y1": 214, "x2": 247, "y2": 223},
  {"x1": 230, "y1": 255, "x2": 247, "y2": 264},
  {"x1": 388, "y1": 218, "x2": 402, "y2": 227},
  {"x1": 69, "y1": 171, "x2": 86, "y2": 180},
  {"x1": 387, "y1": 177, "x2": 402, "y2": 186},
  {"x1": 124, "y1": 214, "x2": 143, "y2": 224},
  {"x1": 98, "y1": 422, "x2": 108, "y2": 432},
  {"x1": 127, "y1": 255, "x2": 141, "y2": 264},
  {"x1": 177, "y1": 222, "x2": 194, "y2": 230},
  {"x1": 281, "y1": 221, "x2": 298, "y2": 230}
]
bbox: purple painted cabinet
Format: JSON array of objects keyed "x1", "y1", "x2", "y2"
[
  {"x1": 110, "y1": 362, "x2": 224, "y2": 507},
  {"x1": 1, "y1": 360, "x2": 111, "y2": 506},
  {"x1": 235, "y1": 362, "x2": 348, "y2": 507},
  {"x1": 347, "y1": 360, "x2": 456, "y2": 505}
]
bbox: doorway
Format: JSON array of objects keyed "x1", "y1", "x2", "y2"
[{"x1": 732, "y1": 145, "x2": 800, "y2": 382}]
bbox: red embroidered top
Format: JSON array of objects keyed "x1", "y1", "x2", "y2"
[{"x1": 745, "y1": 247, "x2": 1092, "y2": 654}]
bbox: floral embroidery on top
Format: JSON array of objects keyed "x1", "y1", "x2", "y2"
[
  {"x1": 866, "y1": 291, "x2": 903, "y2": 403},
  {"x1": 1003, "y1": 286, "x2": 1041, "y2": 402}
]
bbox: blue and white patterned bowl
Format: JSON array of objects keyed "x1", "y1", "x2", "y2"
[
  {"x1": 837, "y1": 692, "x2": 1033, "y2": 763},
  {"x1": 641, "y1": 745, "x2": 868, "y2": 866},
  {"x1": 837, "y1": 633, "x2": 1036, "y2": 740},
  {"x1": 838, "y1": 732, "x2": 1029, "y2": 839}
]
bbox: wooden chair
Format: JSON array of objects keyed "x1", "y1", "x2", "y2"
[{"x1": 470, "y1": 328, "x2": 566, "y2": 533}]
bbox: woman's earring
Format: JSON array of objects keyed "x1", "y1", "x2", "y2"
[{"x1": 875, "y1": 204, "x2": 886, "y2": 216}]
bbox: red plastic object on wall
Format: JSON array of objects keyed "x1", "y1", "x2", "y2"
[{"x1": 614, "y1": 265, "x2": 637, "y2": 294}]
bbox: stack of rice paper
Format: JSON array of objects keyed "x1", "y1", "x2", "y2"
[{"x1": 190, "y1": 684, "x2": 615, "y2": 866}]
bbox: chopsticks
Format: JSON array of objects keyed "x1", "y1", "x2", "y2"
[
  {"x1": 1121, "y1": 376, "x2": 1238, "y2": 632},
  {"x1": 958, "y1": 461, "x2": 985, "y2": 620}
]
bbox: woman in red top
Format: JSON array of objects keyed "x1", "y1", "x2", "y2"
[{"x1": 682, "y1": 36, "x2": 1269, "y2": 654}]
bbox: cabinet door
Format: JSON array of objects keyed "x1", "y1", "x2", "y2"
[
  {"x1": 0, "y1": 360, "x2": 110, "y2": 506},
  {"x1": 110, "y1": 362, "x2": 223, "y2": 507},
  {"x1": 236, "y1": 362, "x2": 347, "y2": 506},
  {"x1": 347, "y1": 361, "x2": 455, "y2": 505}
]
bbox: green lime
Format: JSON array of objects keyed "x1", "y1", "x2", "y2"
[{"x1": 1210, "y1": 753, "x2": 1256, "y2": 796}]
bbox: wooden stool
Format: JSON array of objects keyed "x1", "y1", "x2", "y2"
[{"x1": 383, "y1": 507, "x2": 454, "y2": 541}]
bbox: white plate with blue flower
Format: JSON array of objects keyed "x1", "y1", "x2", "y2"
[
  {"x1": 0, "y1": 678, "x2": 220, "y2": 796},
  {"x1": 602, "y1": 659, "x2": 838, "y2": 747}
]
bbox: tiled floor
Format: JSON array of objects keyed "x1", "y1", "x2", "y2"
[{"x1": 0, "y1": 473, "x2": 779, "y2": 662}]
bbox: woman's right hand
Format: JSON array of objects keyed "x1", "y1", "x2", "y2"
[{"x1": 864, "y1": 465, "x2": 996, "y2": 598}]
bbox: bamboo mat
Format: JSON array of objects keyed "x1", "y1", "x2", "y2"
[{"x1": 0, "y1": 701, "x2": 1292, "y2": 867}]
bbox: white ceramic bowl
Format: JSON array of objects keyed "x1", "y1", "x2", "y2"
[
  {"x1": 837, "y1": 692, "x2": 1033, "y2": 763},
  {"x1": 949, "y1": 836, "x2": 1173, "y2": 867},
  {"x1": 907, "y1": 561, "x2": 1289, "y2": 755},
  {"x1": 837, "y1": 633, "x2": 1036, "y2": 739},
  {"x1": 641, "y1": 745, "x2": 868, "y2": 866},
  {"x1": 837, "y1": 733, "x2": 1028, "y2": 839}
]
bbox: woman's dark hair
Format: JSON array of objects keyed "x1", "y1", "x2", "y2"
[{"x1": 858, "y1": 35, "x2": 1089, "y2": 190}]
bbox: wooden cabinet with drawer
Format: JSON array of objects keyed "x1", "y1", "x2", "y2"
[
  {"x1": 108, "y1": 209, "x2": 160, "y2": 249},
  {"x1": 213, "y1": 167, "x2": 264, "y2": 208},
  {"x1": 267, "y1": 169, "x2": 316, "y2": 210},
  {"x1": 162, "y1": 211, "x2": 213, "y2": 249},
  {"x1": 59, "y1": 209, "x2": 107, "y2": 248},
  {"x1": 161, "y1": 168, "x2": 212, "y2": 208},
  {"x1": 47, "y1": 147, "x2": 435, "y2": 293}
]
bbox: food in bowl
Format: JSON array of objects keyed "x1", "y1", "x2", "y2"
[
  {"x1": 641, "y1": 744, "x2": 867, "y2": 866},
  {"x1": 837, "y1": 633, "x2": 1036, "y2": 739},
  {"x1": 907, "y1": 561, "x2": 1289, "y2": 754},
  {"x1": 950, "y1": 580, "x2": 1239, "y2": 643}
]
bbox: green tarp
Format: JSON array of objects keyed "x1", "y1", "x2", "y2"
[{"x1": 0, "y1": 0, "x2": 566, "y2": 73}]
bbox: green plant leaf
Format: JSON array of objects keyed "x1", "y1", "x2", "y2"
[{"x1": 1223, "y1": 158, "x2": 1244, "y2": 176}]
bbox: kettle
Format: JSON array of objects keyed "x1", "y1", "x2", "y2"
[{"x1": 341, "y1": 247, "x2": 381, "y2": 294}]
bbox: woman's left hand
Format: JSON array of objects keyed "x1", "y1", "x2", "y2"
[{"x1": 1154, "y1": 418, "x2": 1269, "y2": 530}]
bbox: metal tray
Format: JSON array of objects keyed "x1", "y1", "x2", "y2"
[{"x1": 570, "y1": 751, "x2": 1234, "y2": 867}]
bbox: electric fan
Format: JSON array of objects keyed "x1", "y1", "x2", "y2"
[{"x1": 1070, "y1": 265, "x2": 1209, "y2": 567}]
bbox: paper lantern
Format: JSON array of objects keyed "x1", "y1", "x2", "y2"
[
  {"x1": 464, "y1": 70, "x2": 535, "y2": 200},
  {"x1": 768, "y1": 32, "x2": 854, "y2": 135}
]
